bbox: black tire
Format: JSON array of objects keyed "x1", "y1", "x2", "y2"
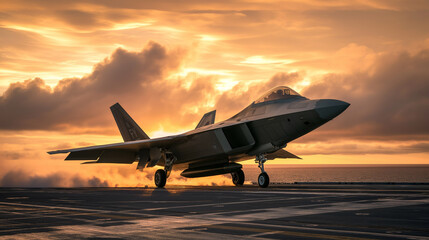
[
  {"x1": 231, "y1": 169, "x2": 245, "y2": 186},
  {"x1": 258, "y1": 172, "x2": 269, "y2": 188},
  {"x1": 154, "y1": 169, "x2": 167, "y2": 188}
]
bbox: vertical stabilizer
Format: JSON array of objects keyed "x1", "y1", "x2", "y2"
[
  {"x1": 110, "y1": 103, "x2": 150, "y2": 142},
  {"x1": 195, "y1": 110, "x2": 216, "y2": 129}
]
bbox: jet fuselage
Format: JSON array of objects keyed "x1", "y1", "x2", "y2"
[
  {"x1": 167, "y1": 96, "x2": 349, "y2": 170},
  {"x1": 49, "y1": 86, "x2": 350, "y2": 187}
]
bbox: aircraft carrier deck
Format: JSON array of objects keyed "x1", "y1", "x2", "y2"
[{"x1": 1, "y1": 184, "x2": 429, "y2": 239}]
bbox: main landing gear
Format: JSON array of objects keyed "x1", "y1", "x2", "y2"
[
  {"x1": 256, "y1": 154, "x2": 270, "y2": 188},
  {"x1": 154, "y1": 169, "x2": 167, "y2": 188},
  {"x1": 231, "y1": 169, "x2": 245, "y2": 186},
  {"x1": 230, "y1": 154, "x2": 270, "y2": 188},
  {"x1": 154, "y1": 153, "x2": 175, "y2": 188}
]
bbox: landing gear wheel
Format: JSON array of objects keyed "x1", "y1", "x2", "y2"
[
  {"x1": 154, "y1": 169, "x2": 167, "y2": 188},
  {"x1": 231, "y1": 169, "x2": 245, "y2": 186},
  {"x1": 258, "y1": 172, "x2": 269, "y2": 188}
]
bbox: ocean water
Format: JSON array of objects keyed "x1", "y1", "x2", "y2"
[{"x1": 241, "y1": 164, "x2": 429, "y2": 183}]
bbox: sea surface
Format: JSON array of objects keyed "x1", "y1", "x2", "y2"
[{"x1": 241, "y1": 164, "x2": 429, "y2": 183}]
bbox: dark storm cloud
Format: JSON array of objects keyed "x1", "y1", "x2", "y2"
[
  {"x1": 301, "y1": 49, "x2": 429, "y2": 141},
  {"x1": 0, "y1": 41, "x2": 227, "y2": 133},
  {"x1": 0, "y1": 41, "x2": 188, "y2": 131},
  {"x1": 0, "y1": 170, "x2": 109, "y2": 187}
]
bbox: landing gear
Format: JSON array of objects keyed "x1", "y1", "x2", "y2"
[
  {"x1": 231, "y1": 169, "x2": 245, "y2": 186},
  {"x1": 154, "y1": 169, "x2": 166, "y2": 188},
  {"x1": 258, "y1": 172, "x2": 269, "y2": 188},
  {"x1": 154, "y1": 152, "x2": 176, "y2": 188},
  {"x1": 256, "y1": 154, "x2": 270, "y2": 188},
  {"x1": 164, "y1": 153, "x2": 175, "y2": 178}
]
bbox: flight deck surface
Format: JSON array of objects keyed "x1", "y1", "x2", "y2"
[{"x1": 1, "y1": 184, "x2": 429, "y2": 239}]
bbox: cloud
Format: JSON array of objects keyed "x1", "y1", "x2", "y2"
[
  {"x1": 2, "y1": 0, "x2": 429, "y2": 98},
  {"x1": 0, "y1": 151, "x2": 24, "y2": 160},
  {"x1": 0, "y1": 170, "x2": 109, "y2": 187},
  {"x1": 0, "y1": 27, "x2": 56, "y2": 73},
  {"x1": 0, "y1": 41, "x2": 194, "y2": 132},
  {"x1": 301, "y1": 48, "x2": 429, "y2": 141},
  {"x1": 2, "y1": 45, "x2": 429, "y2": 144},
  {"x1": 296, "y1": 43, "x2": 377, "y2": 73},
  {"x1": 214, "y1": 72, "x2": 302, "y2": 117},
  {"x1": 55, "y1": 10, "x2": 101, "y2": 30}
]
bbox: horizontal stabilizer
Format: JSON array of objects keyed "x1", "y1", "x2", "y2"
[
  {"x1": 65, "y1": 149, "x2": 136, "y2": 164},
  {"x1": 229, "y1": 148, "x2": 301, "y2": 162},
  {"x1": 196, "y1": 110, "x2": 216, "y2": 129},
  {"x1": 266, "y1": 149, "x2": 301, "y2": 160},
  {"x1": 110, "y1": 103, "x2": 150, "y2": 142},
  {"x1": 65, "y1": 150, "x2": 102, "y2": 160},
  {"x1": 81, "y1": 161, "x2": 98, "y2": 164}
]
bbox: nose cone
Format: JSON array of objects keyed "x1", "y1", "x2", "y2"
[{"x1": 315, "y1": 99, "x2": 350, "y2": 120}]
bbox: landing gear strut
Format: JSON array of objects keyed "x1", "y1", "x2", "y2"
[
  {"x1": 154, "y1": 152, "x2": 176, "y2": 188},
  {"x1": 231, "y1": 169, "x2": 245, "y2": 186},
  {"x1": 256, "y1": 154, "x2": 269, "y2": 188}
]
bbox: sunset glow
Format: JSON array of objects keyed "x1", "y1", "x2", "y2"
[{"x1": 1, "y1": 0, "x2": 429, "y2": 187}]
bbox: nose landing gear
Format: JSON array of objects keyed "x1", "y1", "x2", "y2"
[{"x1": 256, "y1": 154, "x2": 269, "y2": 188}]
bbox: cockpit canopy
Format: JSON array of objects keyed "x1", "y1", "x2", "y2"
[{"x1": 254, "y1": 86, "x2": 303, "y2": 104}]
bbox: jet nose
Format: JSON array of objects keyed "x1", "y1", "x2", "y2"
[{"x1": 315, "y1": 99, "x2": 350, "y2": 120}]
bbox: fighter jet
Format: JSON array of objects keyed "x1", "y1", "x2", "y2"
[{"x1": 48, "y1": 86, "x2": 349, "y2": 188}]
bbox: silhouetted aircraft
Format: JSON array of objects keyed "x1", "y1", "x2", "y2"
[{"x1": 48, "y1": 86, "x2": 349, "y2": 188}]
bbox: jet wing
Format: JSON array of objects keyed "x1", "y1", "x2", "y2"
[{"x1": 48, "y1": 134, "x2": 188, "y2": 164}]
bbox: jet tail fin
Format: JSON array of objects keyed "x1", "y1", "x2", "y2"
[
  {"x1": 195, "y1": 110, "x2": 216, "y2": 129},
  {"x1": 110, "y1": 103, "x2": 150, "y2": 142}
]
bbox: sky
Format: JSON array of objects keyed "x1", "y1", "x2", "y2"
[{"x1": 1, "y1": 0, "x2": 429, "y2": 187}]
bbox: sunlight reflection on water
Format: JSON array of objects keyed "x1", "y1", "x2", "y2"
[{"x1": 242, "y1": 165, "x2": 429, "y2": 183}]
